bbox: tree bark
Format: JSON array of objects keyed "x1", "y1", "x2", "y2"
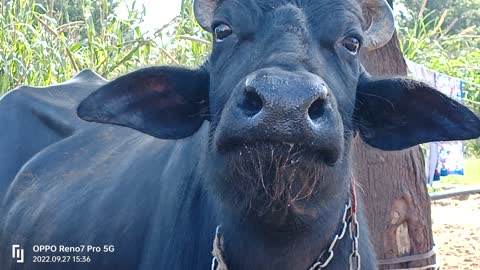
[{"x1": 356, "y1": 1, "x2": 436, "y2": 268}]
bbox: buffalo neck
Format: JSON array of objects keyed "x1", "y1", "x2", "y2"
[{"x1": 217, "y1": 192, "x2": 350, "y2": 270}]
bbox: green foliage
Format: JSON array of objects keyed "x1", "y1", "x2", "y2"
[
  {"x1": 395, "y1": 0, "x2": 480, "y2": 35},
  {"x1": 398, "y1": 11, "x2": 480, "y2": 109},
  {"x1": 156, "y1": 0, "x2": 211, "y2": 67},
  {"x1": 0, "y1": 0, "x2": 155, "y2": 94},
  {"x1": 0, "y1": 0, "x2": 213, "y2": 95},
  {"x1": 32, "y1": 0, "x2": 121, "y2": 35}
]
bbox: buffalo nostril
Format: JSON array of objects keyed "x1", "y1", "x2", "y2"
[
  {"x1": 308, "y1": 98, "x2": 326, "y2": 121},
  {"x1": 240, "y1": 87, "x2": 263, "y2": 117}
]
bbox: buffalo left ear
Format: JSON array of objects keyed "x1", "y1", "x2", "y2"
[
  {"x1": 78, "y1": 66, "x2": 209, "y2": 139},
  {"x1": 354, "y1": 78, "x2": 480, "y2": 151}
]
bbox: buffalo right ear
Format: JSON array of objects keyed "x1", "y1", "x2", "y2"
[
  {"x1": 77, "y1": 66, "x2": 209, "y2": 139},
  {"x1": 354, "y1": 77, "x2": 480, "y2": 150}
]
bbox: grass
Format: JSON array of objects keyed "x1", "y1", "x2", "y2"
[
  {"x1": 428, "y1": 159, "x2": 480, "y2": 193},
  {"x1": 156, "y1": 0, "x2": 211, "y2": 67},
  {"x1": 434, "y1": 159, "x2": 480, "y2": 186},
  {"x1": 0, "y1": 0, "x2": 212, "y2": 95},
  {"x1": 0, "y1": 0, "x2": 156, "y2": 94}
]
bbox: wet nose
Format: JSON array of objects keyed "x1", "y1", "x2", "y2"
[
  {"x1": 238, "y1": 71, "x2": 330, "y2": 124},
  {"x1": 216, "y1": 69, "x2": 344, "y2": 163}
]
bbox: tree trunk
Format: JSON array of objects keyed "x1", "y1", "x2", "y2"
[{"x1": 356, "y1": 1, "x2": 436, "y2": 269}]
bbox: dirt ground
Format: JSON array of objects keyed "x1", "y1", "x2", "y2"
[{"x1": 431, "y1": 193, "x2": 480, "y2": 270}]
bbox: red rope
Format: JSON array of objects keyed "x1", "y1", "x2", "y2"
[{"x1": 350, "y1": 174, "x2": 358, "y2": 224}]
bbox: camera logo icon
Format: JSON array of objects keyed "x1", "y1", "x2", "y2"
[{"x1": 12, "y1": 245, "x2": 24, "y2": 263}]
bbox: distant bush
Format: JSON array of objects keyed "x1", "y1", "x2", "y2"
[
  {"x1": 0, "y1": 0, "x2": 154, "y2": 94},
  {"x1": 0, "y1": 0, "x2": 215, "y2": 95},
  {"x1": 155, "y1": 0, "x2": 211, "y2": 67}
]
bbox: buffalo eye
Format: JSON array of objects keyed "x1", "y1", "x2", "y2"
[
  {"x1": 342, "y1": 37, "x2": 361, "y2": 55},
  {"x1": 213, "y1": 23, "x2": 232, "y2": 42}
]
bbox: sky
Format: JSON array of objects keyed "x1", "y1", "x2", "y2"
[
  {"x1": 119, "y1": 1, "x2": 404, "y2": 35},
  {"x1": 118, "y1": 0, "x2": 183, "y2": 34}
]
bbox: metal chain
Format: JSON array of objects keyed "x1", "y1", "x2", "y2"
[
  {"x1": 349, "y1": 173, "x2": 361, "y2": 270},
  {"x1": 308, "y1": 201, "x2": 352, "y2": 270},
  {"x1": 212, "y1": 199, "x2": 361, "y2": 270},
  {"x1": 349, "y1": 217, "x2": 361, "y2": 270}
]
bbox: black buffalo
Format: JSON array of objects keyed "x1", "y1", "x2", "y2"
[{"x1": 1, "y1": 0, "x2": 479, "y2": 269}]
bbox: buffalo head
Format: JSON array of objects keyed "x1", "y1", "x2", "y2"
[{"x1": 78, "y1": 0, "x2": 480, "y2": 230}]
